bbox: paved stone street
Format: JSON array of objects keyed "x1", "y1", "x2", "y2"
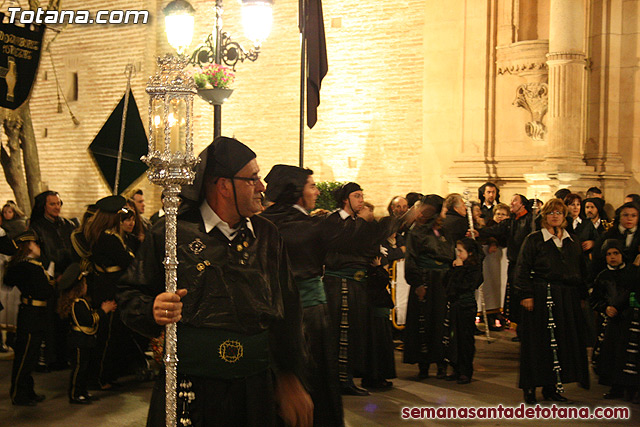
[{"x1": 1, "y1": 328, "x2": 637, "y2": 426}]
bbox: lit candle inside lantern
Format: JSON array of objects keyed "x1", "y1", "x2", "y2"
[
  {"x1": 152, "y1": 98, "x2": 165, "y2": 152},
  {"x1": 168, "y1": 98, "x2": 186, "y2": 154}
]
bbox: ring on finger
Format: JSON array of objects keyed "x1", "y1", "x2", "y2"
[{"x1": 165, "y1": 309, "x2": 169, "y2": 317}]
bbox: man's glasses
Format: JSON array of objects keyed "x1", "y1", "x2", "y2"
[{"x1": 232, "y1": 176, "x2": 262, "y2": 186}]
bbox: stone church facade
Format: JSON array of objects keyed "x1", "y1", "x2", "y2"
[{"x1": 1, "y1": 0, "x2": 638, "y2": 218}]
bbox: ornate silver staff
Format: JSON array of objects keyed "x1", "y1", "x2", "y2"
[
  {"x1": 142, "y1": 55, "x2": 199, "y2": 427},
  {"x1": 463, "y1": 189, "x2": 492, "y2": 342}
]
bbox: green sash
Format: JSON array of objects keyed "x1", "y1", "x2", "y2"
[
  {"x1": 296, "y1": 276, "x2": 327, "y2": 308},
  {"x1": 177, "y1": 324, "x2": 269, "y2": 379}
]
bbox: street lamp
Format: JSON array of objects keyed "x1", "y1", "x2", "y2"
[
  {"x1": 163, "y1": 0, "x2": 196, "y2": 56},
  {"x1": 164, "y1": 0, "x2": 274, "y2": 138}
]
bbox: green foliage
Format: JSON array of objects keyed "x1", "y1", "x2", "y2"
[{"x1": 315, "y1": 181, "x2": 344, "y2": 211}]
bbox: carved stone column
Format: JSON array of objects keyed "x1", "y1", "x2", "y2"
[{"x1": 544, "y1": 0, "x2": 587, "y2": 169}]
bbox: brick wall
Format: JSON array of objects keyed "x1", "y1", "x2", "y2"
[{"x1": 0, "y1": 0, "x2": 426, "y2": 219}]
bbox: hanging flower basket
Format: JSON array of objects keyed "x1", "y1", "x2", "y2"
[
  {"x1": 197, "y1": 87, "x2": 234, "y2": 106},
  {"x1": 191, "y1": 63, "x2": 235, "y2": 105}
]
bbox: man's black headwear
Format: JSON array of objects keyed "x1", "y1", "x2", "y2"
[
  {"x1": 15, "y1": 229, "x2": 39, "y2": 243},
  {"x1": 420, "y1": 194, "x2": 444, "y2": 215},
  {"x1": 587, "y1": 186, "x2": 602, "y2": 196},
  {"x1": 30, "y1": 190, "x2": 61, "y2": 222},
  {"x1": 333, "y1": 182, "x2": 362, "y2": 208},
  {"x1": 583, "y1": 197, "x2": 608, "y2": 221},
  {"x1": 95, "y1": 195, "x2": 127, "y2": 213},
  {"x1": 264, "y1": 165, "x2": 313, "y2": 206},
  {"x1": 405, "y1": 192, "x2": 423, "y2": 208},
  {"x1": 181, "y1": 136, "x2": 257, "y2": 203},
  {"x1": 58, "y1": 263, "x2": 87, "y2": 292}
]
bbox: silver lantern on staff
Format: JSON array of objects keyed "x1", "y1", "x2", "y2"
[{"x1": 142, "y1": 53, "x2": 199, "y2": 427}]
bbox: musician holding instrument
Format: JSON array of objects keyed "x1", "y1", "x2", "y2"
[{"x1": 515, "y1": 198, "x2": 590, "y2": 404}]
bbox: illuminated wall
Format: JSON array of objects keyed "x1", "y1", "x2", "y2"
[{"x1": 1, "y1": 0, "x2": 638, "y2": 220}]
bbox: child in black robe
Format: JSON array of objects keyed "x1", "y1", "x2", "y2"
[
  {"x1": 57, "y1": 263, "x2": 116, "y2": 404},
  {"x1": 590, "y1": 239, "x2": 640, "y2": 401},
  {"x1": 5, "y1": 230, "x2": 53, "y2": 406},
  {"x1": 443, "y1": 238, "x2": 483, "y2": 384}
]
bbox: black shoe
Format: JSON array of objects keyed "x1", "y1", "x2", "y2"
[
  {"x1": 69, "y1": 395, "x2": 92, "y2": 404},
  {"x1": 445, "y1": 374, "x2": 459, "y2": 381},
  {"x1": 436, "y1": 366, "x2": 447, "y2": 379},
  {"x1": 542, "y1": 387, "x2": 567, "y2": 402},
  {"x1": 30, "y1": 393, "x2": 45, "y2": 402},
  {"x1": 524, "y1": 388, "x2": 536, "y2": 404},
  {"x1": 511, "y1": 336, "x2": 520, "y2": 342},
  {"x1": 12, "y1": 398, "x2": 37, "y2": 406},
  {"x1": 418, "y1": 367, "x2": 429, "y2": 379},
  {"x1": 362, "y1": 379, "x2": 393, "y2": 389},
  {"x1": 457, "y1": 375, "x2": 471, "y2": 384},
  {"x1": 340, "y1": 383, "x2": 369, "y2": 396}
]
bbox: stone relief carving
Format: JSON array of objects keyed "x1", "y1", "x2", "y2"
[
  {"x1": 513, "y1": 83, "x2": 548, "y2": 141},
  {"x1": 496, "y1": 40, "x2": 549, "y2": 76},
  {"x1": 497, "y1": 61, "x2": 547, "y2": 75}
]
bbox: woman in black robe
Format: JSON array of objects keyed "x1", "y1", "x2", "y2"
[
  {"x1": 404, "y1": 195, "x2": 454, "y2": 379},
  {"x1": 84, "y1": 196, "x2": 135, "y2": 389},
  {"x1": 515, "y1": 198, "x2": 589, "y2": 404}
]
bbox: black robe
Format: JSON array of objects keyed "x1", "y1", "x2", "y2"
[
  {"x1": 590, "y1": 264, "x2": 639, "y2": 386},
  {"x1": 261, "y1": 204, "x2": 344, "y2": 427},
  {"x1": 30, "y1": 215, "x2": 78, "y2": 367},
  {"x1": 322, "y1": 210, "x2": 387, "y2": 379},
  {"x1": 403, "y1": 219, "x2": 454, "y2": 366},
  {"x1": 515, "y1": 231, "x2": 589, "y2": 390},
  {"x1": 29, "y1": 216, "x2": 77, "y2": 277},
  {"x1": 117, "y1": 207, "x2": 306, "y2": 427},
  {"x1": 444, "y1": 263, "x2": 483, "y2": 378},
  {"x1": 86, "y1": 229, "x2": 135, "y2": 386},
  {"x1": 5, "y1": 259, "x2": 54, "y2": 404}
]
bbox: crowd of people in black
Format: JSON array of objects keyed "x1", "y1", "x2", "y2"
[{"x1": 1, "y1": 137, "x2": 639, "y2": 426}]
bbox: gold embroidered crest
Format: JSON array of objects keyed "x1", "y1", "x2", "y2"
[
  {"x1": 189, "y1": 238, "x2": 206, "y2": 255},
  {"x1": 219, "y1": 340, "x2": 243, "y2": 363}
]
